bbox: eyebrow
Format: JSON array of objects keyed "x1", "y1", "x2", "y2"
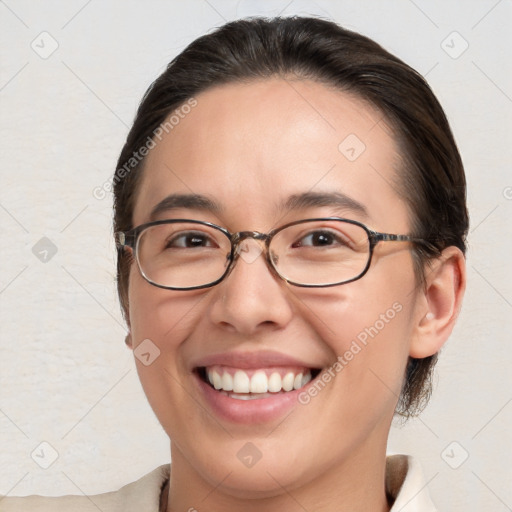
[
  {"x1": 282, "y1": 191, "x2": 368, "y2": 218},
  {"x1": 149, "y1": 193, "x2": 222, "y2": 221},
  {"x1": 148, "y1": 190, "x2": 368, "y2": 222}
]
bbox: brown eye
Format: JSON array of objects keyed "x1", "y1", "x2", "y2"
[
  {"x1": 292, "y1": 230, "x2": 349, "y2": 248},
  {"x1": 165, "y1": 231, "x2": 217, "y2": 249}
]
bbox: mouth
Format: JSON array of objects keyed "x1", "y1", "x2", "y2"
[
  {"x1": 195, "y1": 365, "x2": 322, "y2": 400},
  {"x1": 190, "y1": 351, "x2": 326, "y2": 423}
]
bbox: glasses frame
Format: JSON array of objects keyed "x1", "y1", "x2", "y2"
[{"x1": 116, "y1": 217, "x2": 431, "y2": 291}]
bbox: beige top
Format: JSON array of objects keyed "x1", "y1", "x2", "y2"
[{"x1": 0, "y1": 454, "x2": 437, "y2": 511}]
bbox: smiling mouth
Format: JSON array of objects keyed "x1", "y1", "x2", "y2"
[{"x1": 196, "y1": 366, "x2": 322, "y2": 400}]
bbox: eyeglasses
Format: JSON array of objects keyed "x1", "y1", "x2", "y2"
[{"x1": 116, "y1": 218, "x2": 429, "y2": 290}]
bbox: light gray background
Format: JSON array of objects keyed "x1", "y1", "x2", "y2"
[{"x1": 1, "y1": 1, "x2": 511, "y2": 510}]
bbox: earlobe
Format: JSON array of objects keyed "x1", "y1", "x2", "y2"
[
  {"x1": 409, "y1": 246, "x2": 466, "y2": 358},
  {"x1": 124, "y1": 305, "x2": 132, "y2": 349},
  {"x1": 125, "y1": 332, "x2": 133, "y2": 349}
]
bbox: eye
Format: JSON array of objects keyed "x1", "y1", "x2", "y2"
[
  {"x1": 292, "y1": 230, "x2": 349, "y2": 248},
  {"x1": 165, "y1": 231, "x2": 218, "y2": 249}
]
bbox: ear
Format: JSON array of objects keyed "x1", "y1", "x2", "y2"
[
  {"x1": 409, "y1": 246, "x2": 466, "y2": 358},
  {"x1": 124, "y1": 313, "x2": 133, "y2": 350},
  {"x1": 125, "y1": 332, "x2": 133, "y2": 349},
  {"x1": 123, "y1": 297, "x2": 132, "y2": 349}
]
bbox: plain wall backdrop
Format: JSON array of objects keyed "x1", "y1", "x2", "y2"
[{"x1": 1, "y1": 1, "x2": 511, "y2": 510}]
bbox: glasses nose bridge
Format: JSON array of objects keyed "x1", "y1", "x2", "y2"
[
  {"x1": 231, "y1": 230, "x2": 269, "y2": 247},
  {"x1": 230, "y1": 230, "x2": 273, "y2": 267},
  {"x1": 232, "y1": 230, "x2": 270, "y2": 253}
]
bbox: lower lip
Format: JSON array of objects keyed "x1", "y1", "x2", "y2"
[{"x1": 194, "y1": 372, "x2": 308, "y2": 424}]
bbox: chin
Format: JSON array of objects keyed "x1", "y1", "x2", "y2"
[{"x1": 202, "y1": 459, "x2": 309, "y2": 499}]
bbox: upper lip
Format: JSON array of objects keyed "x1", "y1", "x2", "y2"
[{"x1": 191, "y1": 350, "x2": 321, "y2": 370}]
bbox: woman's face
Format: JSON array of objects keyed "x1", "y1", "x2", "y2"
[{"x1": 128, "y1": 79, "x2": 422, "y2": 497}]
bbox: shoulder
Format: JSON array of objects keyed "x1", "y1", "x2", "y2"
[
  {"x1": 387, "y1": 454, "x2": 438, "y2": 511},
  {"x1": 0, "y1": 465, "x2": 170, "y2": 512}
]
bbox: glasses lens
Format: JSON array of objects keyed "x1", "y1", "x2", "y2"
[
  {"x1": 270, "y1": 220, "x2": 370, "y2": 286},
  {"x1": 136, "y1": 222, "x2": 231, "y2": 289}
]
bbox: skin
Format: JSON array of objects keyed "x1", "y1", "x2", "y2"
[{"x1": 125, "y1": 78, "x2": 466, "y2": 511}]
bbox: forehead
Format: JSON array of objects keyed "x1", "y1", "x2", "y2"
[{"x1": 133, "y1": 78, "x2": 408, "y2": 231}]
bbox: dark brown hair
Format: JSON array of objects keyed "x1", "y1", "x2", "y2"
[{"x1": 113, "y1": 16, "x2": 468, "y2": 417}]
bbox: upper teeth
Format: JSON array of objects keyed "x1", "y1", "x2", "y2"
[{"x1": 206, "y1": 367, "x2": 312, "y2": 393}]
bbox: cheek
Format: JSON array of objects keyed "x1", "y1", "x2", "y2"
[
  {"x1": 306, "y1": 290, "x2": 411, "y2": 376},
  {"x1": 127, "y1": 270, "x2": 203, "y2": 401},
  {"x1": 300, "y1": 256, "x2": 417, "y2": 411},
  {"x1": 127, "y1": 268, "x2": 205, "y2": 346},
  {"x1": 127, "y1": 270, "x2": 210, "y2": 435}
]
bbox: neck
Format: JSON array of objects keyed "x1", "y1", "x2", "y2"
[{"x1": 166, "y1": 434, "x2": 392, "y2": 512}]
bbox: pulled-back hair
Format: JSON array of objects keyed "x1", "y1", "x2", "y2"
[{"x1": 113, "y1": 16, "x2": 468, "y2": 417}]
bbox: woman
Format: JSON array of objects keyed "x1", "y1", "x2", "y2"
[{"x1": 3, "y1": 15, "x2": 467, "y2": 512}]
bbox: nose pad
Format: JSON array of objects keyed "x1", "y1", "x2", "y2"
[{"x1": 235, "y1": 238, "x2": 265, "y2": 265}]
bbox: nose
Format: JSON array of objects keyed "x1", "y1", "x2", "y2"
[{"x1": 207, "y1": 238, "x2": 293, "y2": 335}]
